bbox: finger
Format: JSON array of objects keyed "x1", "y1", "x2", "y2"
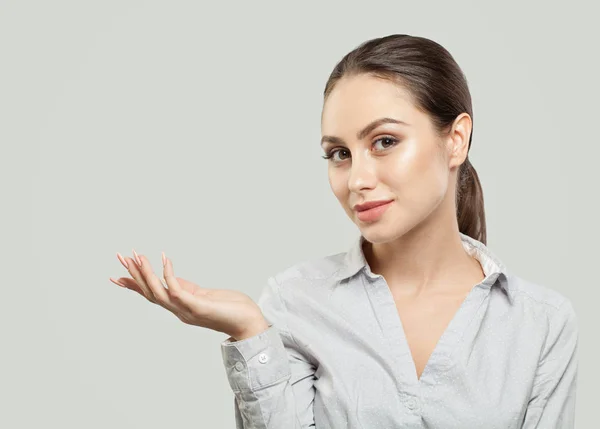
[
  {"x1": 123, "y1": 255, "x2": 157, "y2": 303},
  {"x1": 110, "y1": 277, "x2": 144, "y2": 295},
  {"x1": 164, "y1": 256, "x2": 207, "y2": 313},
  {"x1": 136, "y1": 254, "x2": 183, "y2": 312},
  {"x1": 110, "y1": 277, "x2": 126, "y2": 288}
]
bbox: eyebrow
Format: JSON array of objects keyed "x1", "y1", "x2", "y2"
[{"x1": 320, "y1": 117, "x2": 409, "y2": 147}]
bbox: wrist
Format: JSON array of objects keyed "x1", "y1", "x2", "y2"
[{"x1": 233, "y1": 318, "x2": 270, "y2": 341}]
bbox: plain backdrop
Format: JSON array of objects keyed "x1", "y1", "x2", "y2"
[{"x1": 3, "y1": 1, "x2": 598, "y2": 427}]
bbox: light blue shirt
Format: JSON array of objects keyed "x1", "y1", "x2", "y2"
[{"x1": 221, "y1": 233, "x2": 579, "y2": 428}]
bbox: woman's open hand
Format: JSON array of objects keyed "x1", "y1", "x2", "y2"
[{"x1": 109, "y1": 250, "x2": 268, "y2": 340}]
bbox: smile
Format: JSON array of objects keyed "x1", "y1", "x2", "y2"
[{"x1": 356, "y1": 201, "x2": 393, "y2": 222}]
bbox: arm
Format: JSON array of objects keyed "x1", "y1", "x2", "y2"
[
  {"x1": 521, "y1": 298, "x2": 579, "y2": 428},
  {"x1": 221, "y1": 276, "x2": 317, "y2": 428}
]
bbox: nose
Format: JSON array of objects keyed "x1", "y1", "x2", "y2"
[{"x1": 347, "y1": 156, "x2": 377, "y2": 193}]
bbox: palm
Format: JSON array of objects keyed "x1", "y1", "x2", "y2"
[
  {"x1": 111, "y1": 253, "x2": 266, "y2": 338},
  {"x1": 177, "y1": 277, "x2": 251, "y2": 302},
  {"x1": 171, "y1": 277, "x2": 263, "y2": 335}
]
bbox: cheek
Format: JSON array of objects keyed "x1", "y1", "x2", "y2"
[
  {"x1": 384, "y1": 147, "x2": 448, "y2": 204},
  {"x1": 328, "y1": 172, "x2": 348, "y2": 202}
]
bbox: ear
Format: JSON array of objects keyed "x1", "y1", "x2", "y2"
[{"x1": 445, "y1": 113, "x2": 472, "y2": 169}]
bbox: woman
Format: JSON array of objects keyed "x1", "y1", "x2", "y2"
[{"x1": 110, "y1": 34, "x2": 579, "y2": 428}]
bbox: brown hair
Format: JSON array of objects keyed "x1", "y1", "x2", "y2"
[{"x1": 323, "y1": 35, "x2": 487, "y2": 245}]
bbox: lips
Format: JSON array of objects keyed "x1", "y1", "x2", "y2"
[{"x1": 354, "y1": 199, "x2": 393, "y2": 212}]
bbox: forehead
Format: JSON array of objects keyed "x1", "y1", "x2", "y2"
[{"x1": 321, "y1": 74, "x2": 418, "y2": 132}]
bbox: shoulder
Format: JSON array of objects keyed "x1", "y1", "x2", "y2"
[
  {"x1": 504, "y1": 273, "x2": 578, "y2": 330},
  {"x1": 255, "y1": 251, "x2": 348, "y2": 332},
  {"x1": 259, "y1": 250, "x2": 349, "y2": 308},
  {"x1": 504, "y1": 274, "x2": 579, "y2": 370},
  {"x1": 270, "y1": 251, "x2": 347, "y2": 285},
  {"x1": 507, "y1": 273, "x2": 570, "y2": 308}
]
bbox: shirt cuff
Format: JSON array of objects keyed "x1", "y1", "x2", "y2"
[{"x1": 221, "y1": 324, "x2": 292, "y2": 393}]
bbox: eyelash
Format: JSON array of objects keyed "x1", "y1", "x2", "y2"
[{"x1": 322, "y1": 136, "x2": 400, "y2": 162}]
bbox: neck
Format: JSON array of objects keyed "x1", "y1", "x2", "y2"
[{"x1": 364, "y1": 209, "x2": 484, "y2": 298}]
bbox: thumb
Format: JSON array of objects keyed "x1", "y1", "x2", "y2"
[{"x1": 164, "y1": 257, "x2": 206, "y2": 312}]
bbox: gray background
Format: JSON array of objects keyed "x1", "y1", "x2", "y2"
[{"x1": 3, "y1": 0, "x2": 598, "y2": 427}]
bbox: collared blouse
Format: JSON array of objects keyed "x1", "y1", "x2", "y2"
[{"x1": 221, "y1": 232, "x2": 578, "y2": 428}]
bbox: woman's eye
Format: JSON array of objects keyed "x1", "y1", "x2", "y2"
[
  {"x1": 322, "y1": 148, "x2": 350, "y2": 162},
  {"x1": 321, "y1": 136, "x2": 399, "y2": 163},
  {"x1": 373, "y1": 136, "x2": 398, "y2": 151},
  {"x1": 332, "y1": 149, "x2": 350, "y2": 162}
]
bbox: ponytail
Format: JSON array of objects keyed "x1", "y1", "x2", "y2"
[{"x1": 456, "y1": 157, "x2": 486, "y2": 245}]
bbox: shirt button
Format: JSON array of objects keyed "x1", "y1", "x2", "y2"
[
  {"x1": 234, "y1": 361, "x2": 244, "y2": 371},
  {"x1": 406, "y1": 398, "x2": 418, "y2": 410},
  {"x1": 258, "y1": 353, "x2": 269, "y2": 364}
]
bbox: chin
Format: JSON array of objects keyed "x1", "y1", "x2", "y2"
[
  {"x1": 359, "y1": 218, "x2": 422, "y2": 244},
  {"x1": 357, "y1": 223, "x2": 397, "y2": 243}
]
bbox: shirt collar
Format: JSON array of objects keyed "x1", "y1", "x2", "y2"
[{"x1": 332, "y1": 232, "x2": 514, "y2": 304}]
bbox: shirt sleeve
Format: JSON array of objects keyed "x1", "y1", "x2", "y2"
[
  {"x1": 220, "y1": 275, "x2": 317, "y2": 428},
  {"x1": 521, "y1": 298, "x2": 579, "y2": 428}
]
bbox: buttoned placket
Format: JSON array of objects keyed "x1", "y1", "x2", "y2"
[{"x1": 361, "y1": 266, "x2": 499, "y2": 416}]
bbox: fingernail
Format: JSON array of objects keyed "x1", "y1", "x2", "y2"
[
  {"x1": 161, "y1": 251, "x2": 166, "y2": 268},
  {"x1": 110, "y1": 277, "x2": 126, "y2": 287},
  {"x1": 132, "y1": 249, "x2": 142, "y2": 267},
  {"x1": 117, "y1": 252, "x2": 128, "y2": 269}
]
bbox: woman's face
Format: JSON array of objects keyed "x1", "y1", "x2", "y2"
[{"x1": 320, "y1": 74, "x2": 468, "y2": 242}]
